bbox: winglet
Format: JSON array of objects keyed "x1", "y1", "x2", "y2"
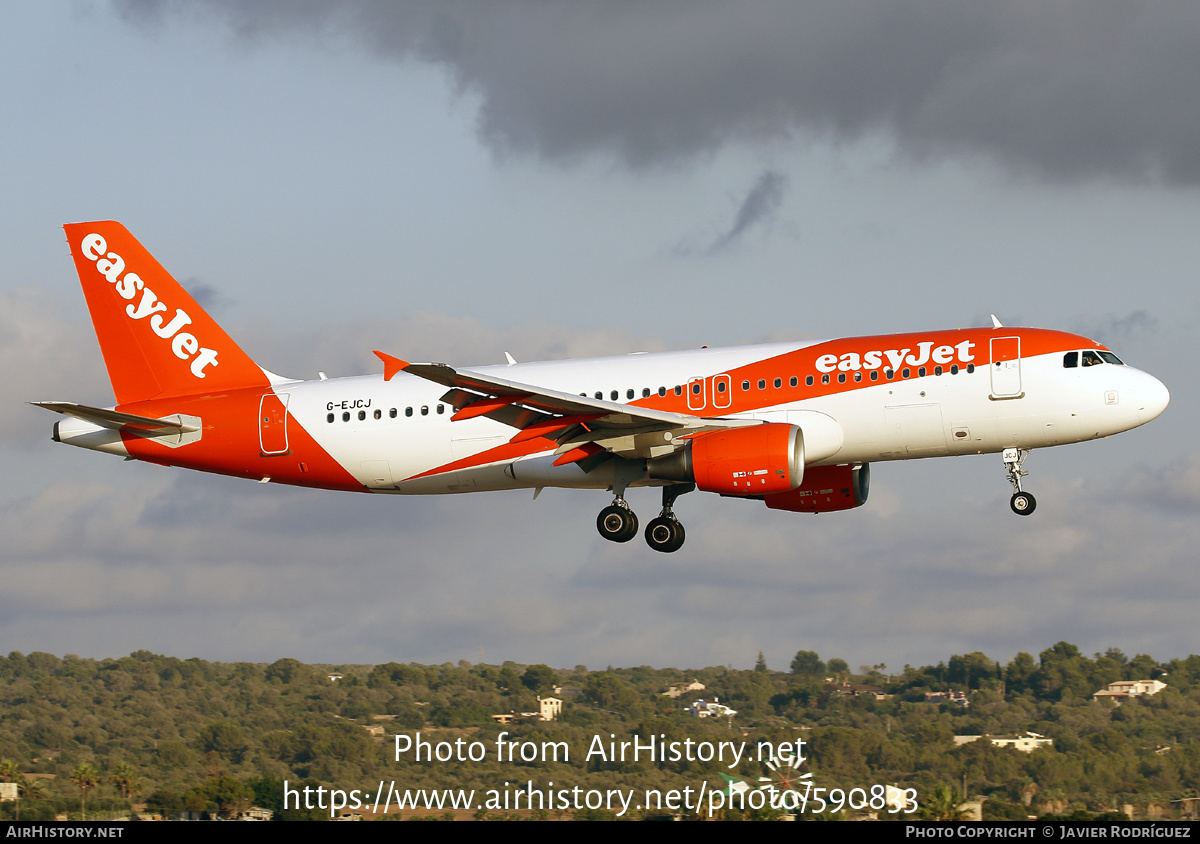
[{"x1": 373, "y1": 350, "x2": 409, "y2": 381}]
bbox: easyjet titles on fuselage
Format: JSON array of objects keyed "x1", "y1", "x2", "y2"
[
  {"x1": 814, "y1": 340, "x2": 976, "y2": 374},
  {"x1": 80, "y1": 233, "x2": 219, "y2": 379}
]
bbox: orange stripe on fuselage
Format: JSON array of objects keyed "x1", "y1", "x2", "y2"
[
  {"x1": 629, "y1": 327, "x2": 1095, "y2": 415},
  {"x1": 394, "y1": 327, "x2": 1098, "y2": 484},
  {"x1": 117, "y1": 390, "x2": 364, "y2": 492}
]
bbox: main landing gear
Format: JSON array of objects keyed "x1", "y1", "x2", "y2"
[
  {"x1": 596, "y1": 483, "x2": 694, "y2": 552},
  {"x1": 1003, "y1": 448, "x2": 1037, "y2": 516}
]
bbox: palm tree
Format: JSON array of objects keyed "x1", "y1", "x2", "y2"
[
  {"x1": 109, "y1": 763, "x2": 140, "y2": 802},
  {"x1": 70, "y1": 763, "x2": 101, "y2": 819},
  {"x1": 920, "y1": 783, "x2": 971, "y2": 821},
  {"x1": 18, "y1": 777, "x2": 47, "y2": 821}
]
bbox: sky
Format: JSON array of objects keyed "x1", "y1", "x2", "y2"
[{"x1": 2, "y1": 1, "x2": 1199, "y2": 674}]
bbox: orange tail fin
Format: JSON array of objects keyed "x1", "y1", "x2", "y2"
[{"x1": 64, "y1": 221, "x2": 270, "y2": 404}]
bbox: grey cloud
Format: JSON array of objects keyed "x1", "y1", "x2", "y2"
[
  {"x1": 707, "y1": 170, "x2": 787, "y2": 255},
  {"x1": 1074, "y1": 310, "x2": 1159, "y2": 345},
  {"x1": 115, "y1": 1, "x2": 1200, "y2": 182},
  {"x1": 7, "y1": 445, "x2": 1200, "y2": 667},
  {"x1": 1127, "y1": 452, "x2": 1200, "y2": 515},
  {"x1": 182, "y1": 278, "x2": 234, "y2": 315}
]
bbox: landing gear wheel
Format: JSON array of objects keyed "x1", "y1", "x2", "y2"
[
  {"x1": 1010, "y1": 492, "x2": 1037, "y2": 516},
  {"x1": 645, "y1": 516, "x2": 686, "y2": 553},
  {"x1": 597, "y1": 505, "x2": 639, "y2": 542}
]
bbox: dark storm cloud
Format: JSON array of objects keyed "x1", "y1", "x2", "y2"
[
  {"x1": 114, "y1": 1, "x2": 1200, "y2": 182},
  {"x1": 708, "y1": 170, "x2": 787, "y2": 254}
]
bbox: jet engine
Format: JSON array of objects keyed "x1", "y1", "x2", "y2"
[
  {"x1": 763, "y1": 463, "x2": 870, "y2": 513},
  {"x1": 649, "y1": 423, "x2": 804, "y2": 496}
]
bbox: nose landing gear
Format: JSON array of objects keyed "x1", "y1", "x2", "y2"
[{"x1": 1003, "y1": 448, "x2": 1036, "y2": 515}]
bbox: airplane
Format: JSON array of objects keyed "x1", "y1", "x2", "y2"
[{"x1": 35, "y1": 221, "x2": 1170, "y2": 553}]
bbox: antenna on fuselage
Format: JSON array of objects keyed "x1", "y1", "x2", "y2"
[{"x1": 990, "y1": 314, "x2": 1004, "y2": 328}]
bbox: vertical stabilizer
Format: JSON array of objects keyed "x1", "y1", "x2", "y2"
[{"x1": 64, "y1": 221, "x2": 269, "y2": 404}]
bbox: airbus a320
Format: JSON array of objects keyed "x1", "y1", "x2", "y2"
[{"x1": 36, "y1": 222, "x2": 1170, "y2": 552}]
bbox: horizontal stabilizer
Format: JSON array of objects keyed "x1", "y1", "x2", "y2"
[{"x1": 31, "y1": 401, "x2": 199, "y2": 433}]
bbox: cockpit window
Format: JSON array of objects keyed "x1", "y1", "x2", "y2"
[
  {"x1": 1099, "y1": 351, "x2": 1124, "y2": 365},
  {"x1": 1082, "y1": 350, "x2": 1104, "y2": 367},
  {"x1": 1063, "y1": 352, "x2": 1078, "y2": 368}
]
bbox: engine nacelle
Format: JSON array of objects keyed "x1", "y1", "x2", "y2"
[
  {"x1": 649, "y1": 423, "x2": 804, "y2": 496},
  {"x1": 763, "y1": 463, "x2": 870, "y2": 513}
]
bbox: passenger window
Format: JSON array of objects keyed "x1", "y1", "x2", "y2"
[
  {"x1": 950, "y1": 365, "x2": 959, "y2": 375},
  {"x1": 757, "y1": 379, "x2": 766, "y2": 390},
  {"x1": 595, "y1": 392, "x2": 603, "y2": 400},
  {"x1": 611, "y1": 391, "x2": 619, "y2": 401},
  {"x1": 885, "y1": 370, "x2": 894, "y2": 380},
  {"x1": 691, "y1": 383, "x2": 701, "y2": 395},
  {"x1": 342, "y1": 412, "x2": 350, "y2": 422},
  {"x1": 437, "y1": 404, "x2": 444, "y2": 414},
  {"x1": 674, "y1": 385, "x2": 683, "y2": 396},
  {"x1": 870, "y1": 371, "x2": 879, "y2": 381},
  {"x1": 389, "y1": 408, "x2": 397, "y2": 418},
  {"x1": 902, "y1": 368, "x2": 911, "y2": 378},
  {"x1": 327, "y1": 413, "x2": 334, "y2": 424},
  {"x1": 716, "y1": 381, "x2": 727, "y2": 393},
  {"x1": 934, "y1": 366, "x2": 942, "y2": 376},
  {"x1": 967, "y1": 364, "x2": 975, "y2": 373},
  {"x1": 627, "y1": 389, "x2": 635, "y2": 400},
  {"x1": 421, "y1": 406, "x2": 429, "y2": 416},
  {"x1": 1063, "y1": 352, "x2": 1078, "y2": 368},
  {"x1": 374, "y1": 409, "x2": 382, "y2": 419},
  {"x1": 405, "y1": 407, "x2": 413, "y2": 417},
  {"x1": 918, "y1": 367, "x2": 926, "y2": 377},
  {"x1": 658, "y1": 387, "x2": 667, "y2": 397},
  {"x1": 854, "y1": 371, "x2": 862, "y2": 382},
  {"x1": 773, "y1": 377, "x2": 782, "y2": 388},
  {"x1": 358, "y1": 410, "x2": 366, "y2": 421},
  {"x1": 821, "y1": 374, "x2": 830, "y2": 385},
  {"x1": 805, "y1": 375, "x2": 814, "y2": 386},
  {"x1": 790, "y1": 376, "x2": 798, "y2": 387},
  {"x1": 642, "y1": 388, "x2": 651, "y2": 398},
  {"x1": 742, "y1": 380, "x2": 750, "y2": 391}
]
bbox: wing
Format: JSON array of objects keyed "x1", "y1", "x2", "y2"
[
  {"x1": 375, "y1": 351, "x2": 754, "y2": 465},
  {"x1": 31, "y1": 401, "x2": 200, "y2": 434}
]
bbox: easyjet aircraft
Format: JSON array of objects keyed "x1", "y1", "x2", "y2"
[{"x1": 36, "y1": 222, "x2": 1170, "y2": 552}]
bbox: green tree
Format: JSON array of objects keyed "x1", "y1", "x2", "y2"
[
  {"x1": 791, "y1": 650, "x2": 825, "y2": 677},
  {"x1": 70, "y1": 763, "x2": 101, "y2": 818},
  {"x1": 109, "y1": 762, "x2": 140, "y2": 801},
  {"x1": 521, "y1": 664, "x2": 559, "y2": 692}
]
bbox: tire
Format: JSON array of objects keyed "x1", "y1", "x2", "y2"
[
  {"x1": 1010, "y1": 492, "x2": 1037, "y2": 516},
  {"x1": 597, "y1": 505, "x2": 638, "y2": 542},
  {"x1": 645, "y1": 516, "x2": 686, "y2": 553}
]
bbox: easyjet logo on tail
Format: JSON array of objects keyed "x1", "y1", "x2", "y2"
[{"x1": 80, "y1": 233, "x2": 219, "y2": 379}]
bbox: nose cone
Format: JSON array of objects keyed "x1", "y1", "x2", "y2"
[{"x1": 1136, "y1": 372, "x2": 1170, "y2": 425}]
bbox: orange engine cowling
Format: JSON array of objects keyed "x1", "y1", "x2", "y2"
[
  {"x1": 763, "y1": 463, "x2": 870, "y2": 513},
  {"x1": 688, "y1": 423, "x2": 804, "y2": 496}
]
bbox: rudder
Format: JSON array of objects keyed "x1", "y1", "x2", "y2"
[{"x1": 64, "y1": 221, "x2": 270, "y2": 404}]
